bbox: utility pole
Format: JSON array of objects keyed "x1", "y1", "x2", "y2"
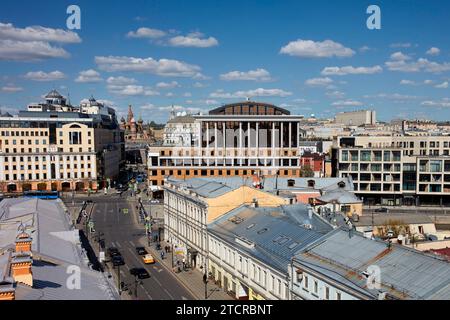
[
  {"x1": 117, "y1": 264, "x2": 121, "y2": 296},
  {"x1": 134, "y1": 275, "x2": 139, "y2": 299},
  {"x1": 203, "y1": 271, "x2": 208, "y2": 299}
]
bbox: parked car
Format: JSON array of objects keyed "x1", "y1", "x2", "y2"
[
  {"x1": 135, "y1": 247, "x2": 148, "y2": 256},
  {"x1": 129, "y1": 267, "x2": 150, "y2": 279},
  {"x1": 150, "y1": 199, "x2": 159, "y2": 204},
  {"x1": 112, "y1": 255, "x2": 125, "y2": 266},
  {"x1": 142, "y1": 254, "x2": 155, "y2": 264},
  {"x1": 107, "y1": 247, "x2": 121, "y2": 258},
  {"x1": 374, "y1": 207, "x2": 389, "y2": 213}
]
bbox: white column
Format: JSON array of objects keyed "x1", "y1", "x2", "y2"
[
  {"x1": 239, "y1": 122, "x2": 242, "y2": 164},
  {"x1": 297, "y1": 122, "x2": 300, "y2": 148},
  {"x1": 289, "y1": 122, "x2": 292, "y2": 149},
  {"x1": 256, "y1": 122, "x2": 259, "y2": 151},
  {"x1": 280, "y1": 122, "x2": 284, "y2": 149},
  {"x1": 214, "y1": 122, "x2": 218, "y2": 150},
  {"x1": 206, "y1": 122, "x2": 210, "y2": 166}
]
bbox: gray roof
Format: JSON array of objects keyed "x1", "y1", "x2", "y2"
[
  {"x1": 167, "y1": 115, "x2": 196, "y2": 124},
  {"x1": 208, "y1": 203, "x2": 333, "y2": 273},
  {"x1": 167, "y1": 176, "x2": 355, "y2": 196},
  {"x1": 167, "y1": 178, "x2": 238, "y2": 198},
  {"x1": 317, "y1": 189, "x2": 362, "y2": 204},
  {"x1": 0, "y1": 198, "x2": 118, "y2": 300},
  {"x1": 295, "y1": 228, "x2": 450, "y2": 299}
]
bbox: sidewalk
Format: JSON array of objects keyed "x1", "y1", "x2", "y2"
[{"x1": 141, "y1": 238, "x2": 233, "y2": 300}]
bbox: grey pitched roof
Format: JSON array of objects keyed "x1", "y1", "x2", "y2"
[
  {"x1": 167, "y1": 178, "x2": 238, "y2": 198},
  {"x1": 295, "y1": 228, "x2": 450, "y2": 299},
  {"x1": 208, "y1": 203, "x2": 333, "y2": 273},
  {"x1": 0, "y1": 198, "x2": 118, "y2": 300},
  {"x1": 317, "y1": 189, "x2": 362, "y2": 204},
  {"x1": 168, "y1": 176, "x2": 354, "y2": 193}
]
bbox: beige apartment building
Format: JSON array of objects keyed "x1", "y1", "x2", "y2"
[
  {"x1": 332, "y1": 135, "x2": 450, "y2": 206},
  {"x1": 0, "y1": 91, "x2": 125, "y2": 194}
]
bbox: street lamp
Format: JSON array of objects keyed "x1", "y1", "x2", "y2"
[{"x1": 203, "y1": 268, "x2": 208, "y2": 299}]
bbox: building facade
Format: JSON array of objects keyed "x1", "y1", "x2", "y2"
[
  {"x1": 332, "y1": 135, "x2": 450, "y2": 206},
  {"x1": 0, "y1": 90, "x2": 125, "y2": 193},
  {"x1": 335, "y1": 110, "x2": 376, "y2": 126},
  {"x1": 148, "y1": 101, "x2": 308, "y2": 186}
]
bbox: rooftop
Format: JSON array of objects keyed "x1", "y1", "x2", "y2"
[
  {"x1": 0, "y1": 198, "x2": 118, "y2": 300},
  {"x1": 294, "y1": 228, "x2": 450, "y2": 299},
  {"x1": 208, "y1": 203, "x2": 334, "y2": 273}
]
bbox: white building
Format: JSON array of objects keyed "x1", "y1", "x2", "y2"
[{"x1": 335, "y1": 110, "x2": 376, "y2": 126}]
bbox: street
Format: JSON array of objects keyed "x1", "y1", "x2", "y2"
[{"x1": 64, "y1": 191, "x2": 195, "y2": 300}]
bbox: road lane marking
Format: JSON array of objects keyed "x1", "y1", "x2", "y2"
[
  {"x1": 164, "y1": 288, "x2": 174, "y2": 300},
  {"x1": 154, "y1": 277, "x2": 162, "y2": 286},
  {"x1": 181, "y1": 296, "x2": 187, "y2": 300},
  {"x1": 116, "y1": 242, "x2": 122, "y2": 248}
]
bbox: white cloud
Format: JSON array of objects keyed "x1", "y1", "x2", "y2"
[
  {"x1": 127, "y1": 27, "x2": 166, "y2": 39},
  {"x1": 359, "y1": 46, "x2": 371, "y2": 53},
  {"x1": 390, "y1": 51, "x2": 411, "y2": 61},
  {"x1": 168, "y1": 32, "x2": 218, "y2": 48},
  {"x1": 107, "y1": 84, "x2": 160, "y2": 96},
  {"x1": 426, "y1": 47, "x2": 440, "y2": 56},
  {"x1": 183, "y1": 92, "x2": 192, "y2": 97},
  {"x1": 390, "y1": 43, "x2": 412, "y2": 48},
  {"x1": 0, "y1": 22, "x2": 80, "y2": 61},
  {"x1": 209, "y1": 88, "x2": 292, "y2": 99},
  {"x1": 75, "y1": 69, "x2": 103, "y2": 83},
  {"x1": 1, "y1": 85, "x2": 23, "y2": 93},
  {"x1": 400, "y1": 79, "x2": 416, "y2": 85},
  {"x1": 326, "y1": 90, "x2": 345, "y2": 99},
  {"x1": 305, "y1": 77, "x2": 334, "y2": 87},
  {"x1": 421, "y1": 98, "x2": 450, "y2": 108},
  {"x1": 424, "y1": 79, "x2": 434, "y2": 85},
  {"x1": 193, "y1": 82, "x2": 208, "y2": 88},
  {"x1": 331, "y1": 99, "x2": 363, "y2": 107},
  {"x1": 280, "y1": 39, "x2": 355, "y2": 58},
  {"x1": 106, "y1": 76, "x2": 137, "y2": 85},
  {"x1": 363, "y1": 93, "x2": 419, "y2": 102},
  {"x1": 166, "y1": 92, "x2": 174, "y2": 97},
  {"x1": 140, "y1": 103, "x2": 155, "y2": 110},
  {"x1": 220, "y1": 68, "x2": 272, "y2": 81},
  {"x1": 0, "y1": 22, "x2": 81, "y2": 43},
  {"x1": 24, "y1": 70, "x2": 65, "y2": 81},
  {"x1": 96, "y1": 55, "x2": 204, "y2": 78},
  {"x1": 321, "y1": 65, "x2": 382, "y2": 76},
  {"x1": 156, "y1": 81, "x2": 179, "y2": 89},
  {"x1": 435, "y1": 81, "x2": 449, "y2": 89},
  {"x1": 386, "y1": 54, "x2": 450, "y2": 73},
  {"x1": 0, "y1": 40, "x2": 70, "y2": 61}
]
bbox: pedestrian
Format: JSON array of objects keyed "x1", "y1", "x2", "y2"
[
  {"x1": 161, "y1": 251, "x2": 164, "y2": 259},
  {"x1": 182, "y1": 258, "x2": 186, "y2": 269}
]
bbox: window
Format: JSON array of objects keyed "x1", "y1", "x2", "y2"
[
  {"x1": 304, "y1": 275, "x2": 309, "y2": 289},
  {"x1": 325, "y1": 286, "x2": 330, "y2": 300},
  {"x1": 314, "y1": 280, "x2": 318, "y2": 294},
  {"x1": 336, "y1": 291, "x2": 341, "y2": 300},
  {"x1": 69, "y1": 132, "x2": 82, "y2": 144}
]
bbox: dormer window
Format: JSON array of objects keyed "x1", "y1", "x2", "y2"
[
  {"x1": 307, "y1": 180, "x2": 315, "y2": 188},
  {"x1": 287, "y1": 179, "x2": 295, "y2": 187}
]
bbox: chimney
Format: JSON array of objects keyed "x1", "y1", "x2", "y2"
[
  {"x1": 10, "y1": 253, "x2": 33, "y2": 287},
  {"x1": 251, "y1": 198, "x2": 258, "y2": 208},
  {"x1": 15, "y1": 232, "x2": 32, "y2": 253}
]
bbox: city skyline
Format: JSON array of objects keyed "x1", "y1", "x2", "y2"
[{"x1": 1, "y1": 0, "x2": 450, "y2": 123}]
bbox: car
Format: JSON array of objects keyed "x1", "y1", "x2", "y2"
[
  {"x1": 150, "y1": 199, "x2": 159, "y2": 204},
  {"x1": 129, "y1": 268, "x2": 150, "y2": 279},
  {"x1": 107, "y1": 247, "x2": 120, "y2": 258},
  {"x1": 142, "y1": 253, "x2": 155, "y2": 264},
  {"x1": 112, "y1": 255, "x2": 125, "y2": 266},
  {"x1": 374, "y1": 207, "x2": 389, "y2": 213},
  {"x1": 135, "y1": 247, "x2": 148, "y2": 256}
]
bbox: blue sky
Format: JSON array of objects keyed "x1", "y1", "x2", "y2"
[{"x1": 1, "y1": 0, "x2": 450, "y2": 122}]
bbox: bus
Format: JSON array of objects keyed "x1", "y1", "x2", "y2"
[{"x1": 23, "y1": 191, "x2": 60, "y2": 200}]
